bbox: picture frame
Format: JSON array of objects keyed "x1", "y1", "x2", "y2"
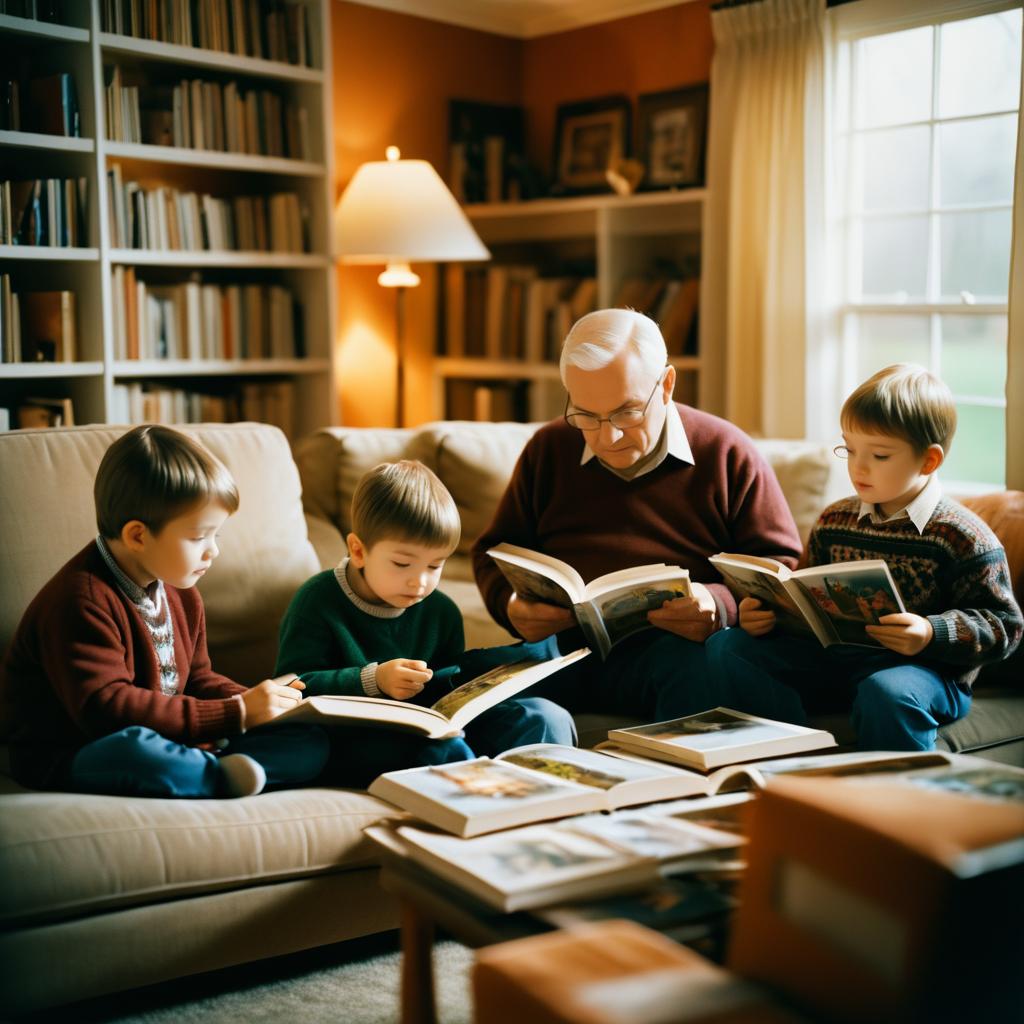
[
  {"x1": 636, "y1": 84, "x2": 709, "y2": 190},
  {"x1": 553, "y1": 95, "x2": 631, "y2": 194}
]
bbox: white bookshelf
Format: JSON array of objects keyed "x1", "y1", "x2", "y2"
[
  {"x1": 437, "y1": 189, "x2": 712, "y2": 421},
  {"x1": 0, "y1": 0, "x2": 338, "y2": 439}
]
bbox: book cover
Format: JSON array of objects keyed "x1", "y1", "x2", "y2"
[{"x1": 18, "y1": 291, "x2": 76, "y2": 362}]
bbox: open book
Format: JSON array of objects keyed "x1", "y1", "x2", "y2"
[
  {"x1": 368, "y1": 743, "x2": 764, "y2": 837},
  {"x1": 366, "y1": 805, "x2": 744, "y2": 912},
  {"x1": 265, "y1": 648, "x2": 589, "y2": 740},
  {"x1": 605, "y1": 708, "x2": 837, "y2": 772},
  {"x1": 488, "y1": 542, "x2": 691, "y2": 659},
  {"x1": 709, "y1": 553, "x2": 906, "y2": 647}
]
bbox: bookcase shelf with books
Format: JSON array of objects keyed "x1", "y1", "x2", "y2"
[
  {"x1": 438, "y1": 189, "x2": 709, "y2": 423},
  {"x1": 0, "y1": 1, "x2": 336, "y2": 439}
]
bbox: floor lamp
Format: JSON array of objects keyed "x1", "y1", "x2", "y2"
[{"x1": 334, "y1": 147, "x2": 490, "y2": 426}]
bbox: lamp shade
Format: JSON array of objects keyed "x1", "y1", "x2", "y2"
[{"x1": 335, "y1": 151, "x2": 490, "y2": 264}]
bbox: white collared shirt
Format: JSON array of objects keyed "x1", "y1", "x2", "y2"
[
  {"x1": 857, "y1": 474, "x2": 942, "y2": 534},
  {"x1": 580, "y1": 402, "x2": 695, "y2": 480}
]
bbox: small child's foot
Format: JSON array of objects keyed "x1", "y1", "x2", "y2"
[{"x1": 218, "y1": 753, "x2": 266, "y2": 797}]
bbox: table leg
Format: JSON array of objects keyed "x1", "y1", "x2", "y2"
[{"x1": 400, "y1": 897, "x2": 438, "y2": 1024}]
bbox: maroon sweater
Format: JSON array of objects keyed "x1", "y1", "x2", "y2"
[
  {"x1": 472, "y1": 405, "x2": 803, "y2": 635},
  {"x1": 0, "y1": 542, "x2": 244, "y2": 789}
]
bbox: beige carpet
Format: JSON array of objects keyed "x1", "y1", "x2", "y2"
[{"x1": 23, "y1": 934, "x2": 474, "y2": 1024}]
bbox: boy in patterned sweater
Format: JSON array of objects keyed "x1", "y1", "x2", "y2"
[{"x1": 708, "y1": 364, "x2": 1022, "y2": 750}]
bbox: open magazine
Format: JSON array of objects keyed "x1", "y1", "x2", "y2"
[
  {"x1": 365, "y1": 806, "x2": 745, "y2": 912},
  {"x1": 604, "y1": 708, "x2": 837, "y2": 772},
  {"x1": 709, "y1": 553, "x2": 906, "y2": 647},
  {"x1": 488, "y1": 542, "x2": 691, "y2": 659},
  {"x1": 368, "y1": 743, "x2": 764, "y2": 837},
  {"x1": 265, "y1": 648, "x2": 590, "y2": 739}
]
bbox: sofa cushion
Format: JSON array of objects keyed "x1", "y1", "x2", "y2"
[
  {"x1": 0, "y1": 423, "x2": 319, "y2": 686},
  {"x1": 0, "y1": 775, "x2": 398, "y2": 929},
  {"x1": 750, "y1": 440, "x2": 842, "y2": 545}
]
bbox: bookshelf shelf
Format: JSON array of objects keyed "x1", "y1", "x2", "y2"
[
  {"x1": 436, "y1": 357, "x2": 560, "y2": 380},
  {"x1": 0, "y1": 130, "x2": 94, "y2": 153},
  {"x1": 0, "y1": 362, "x2": 103, "y2": 379},
  {"x1": 97, "y1": 33, "x2": 323, "y2": 83},
  {"x1": 113, "y1": 359, "x2": 330, "y2": 377},
  {"x1": 0, "y1": 246, "x2": 99, "y2": 261},
  {"x1": 464, "y1": 189, "x2": 708, "y2": 220},
  {"x1": 109, "y1": 250, "x2": 328, "y2": 268},
  {"x1": 1, "y1": 3, "x2": 337, "y2": 438},
  {"x1": 0, "y1": 14, "x2": 88, "y2": 43},
  {"x1": 103, "y1": 142, "x2": 325, "y2": 177}
]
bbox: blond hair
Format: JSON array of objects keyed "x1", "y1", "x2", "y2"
[
  {"x1": 351, "y1": 460, "x2": 461, "y2": 551},
  {"x1": 842, "y1": 364, "x2": 957, "y2": 454},
  {"x1": 95, "y1": 425, "x2": 239, "y2": 538}
]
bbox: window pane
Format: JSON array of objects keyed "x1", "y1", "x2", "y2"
[
  {"x1": 859, "y1": 27, "x2": 932, "y2": 128},
  {"x1": 939, "y1": 115, "x2": 1017, "y2": 206},
  {"x1": 940, "y1": 315, "x2": 1007, "y2": 399},
  {"x1": 855, "y1": 314, "x2": 930, "y2": 384},
  {"x1": 939, "y1": 10, "x2": 1023, "y2": 119},
  {"x1": 939, "y1": 209, "x2": 1012, "y2": 301},
  {"x1": 942, "y1": 404, "x2": 1005, "y2": 487},
  {"x1": 861, "y1": 126, "x2": 930, "y2": 211},
  {"x1": 861, "y1": 216, "x2": 929, "y2": 300}
]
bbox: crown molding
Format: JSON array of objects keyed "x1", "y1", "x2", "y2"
[{"x1": 340, "y1": 0, "x2": 691, "y2": 39}]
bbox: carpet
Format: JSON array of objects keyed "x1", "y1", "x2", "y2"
[{"x1": 23, "y1": 932, "x2": 475, "y2": 1024}]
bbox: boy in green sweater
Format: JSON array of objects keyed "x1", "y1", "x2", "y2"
[{"x1": 275, "y1": 460, "x2": 575, "y2": 787}]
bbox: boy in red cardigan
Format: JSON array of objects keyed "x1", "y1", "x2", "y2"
[{"x1": 0, "y1": 425, "x2": 328, "y2": 797}]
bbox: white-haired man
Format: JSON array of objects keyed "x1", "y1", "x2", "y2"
[{"x1": 471, "y1": 308, "x2": 803, "y2": 722}]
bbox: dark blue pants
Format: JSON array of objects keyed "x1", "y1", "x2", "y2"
[{"x1": 69, "y1": 724, "x2": 330, "y2": 798}]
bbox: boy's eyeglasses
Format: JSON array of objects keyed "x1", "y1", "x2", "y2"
[
  {"x1": 564, "y1": 369, "x2": 668, "y2": 432},
  {"x1": 833, "y1": 445, "x2": 852, "y2": 459}
]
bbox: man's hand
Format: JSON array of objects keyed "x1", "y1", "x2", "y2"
[
  {"x1": 865, "y1": 613, "x2": 933, "y2": 655},
  {"x1": 242, "y1": 673, "x2": 305, "y2": 728},
  {"x1": 738, "y1": 596, "x2": 776, "y2": 637},
  {"x1": 647, "y1": 582, "x2": 718, "y2": 643},
  {"x1": 377, "y1": 659, "x2": 433, "y2": 700},
  {"x1": 507, "y1": 593, "x2": 576, "y2": 642}
]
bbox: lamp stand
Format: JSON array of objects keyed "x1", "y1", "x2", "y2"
[{"x1": 394, "y1": 285, "x2": 407, "y2": 428}]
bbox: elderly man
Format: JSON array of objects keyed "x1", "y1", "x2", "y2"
[{"x1": 471, "y1": 308, "x2": 802, "y2": 722}]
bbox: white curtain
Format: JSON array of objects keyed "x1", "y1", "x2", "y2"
[
  {"x1": 702, "y1": 0, "x2": 825, "y2": 437},
  {"x1": 1008, "y1": 21, "x2": 1024, "y2": 491}
]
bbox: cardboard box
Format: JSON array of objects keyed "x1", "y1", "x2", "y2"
[
  {"x1": 727, "y1": 774, "x2": 1024, "y2": 1022},
  {"x1": 474, "y1": 918, "x2": 806, "y2": 1024}
]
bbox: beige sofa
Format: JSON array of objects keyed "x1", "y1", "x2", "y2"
[{"x1": 1, "y1": 419, "x2": 1020, "y2": 1013}]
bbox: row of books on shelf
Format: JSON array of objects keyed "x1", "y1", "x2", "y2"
[
  {"x1": 0, "y1": 1, "x2": 64, "y2": 20},
  {"x1": 109, "y1": 379, "x2": 295, "y2": 437},
  {"x1": 0, "y1": 72, "x2": 79, "y2": 136},
  {"x1": 0, "y1": 177, "x2": 88, "y2": 247},
  {"x1": 445, "y1": 264, "x2": 597, "y2": 363},
  {"x1": 106, "y1": 164, "x2": 308, "y2": 252},
  {"x1": 105, "y1": 66, "x2": 311, "y2": 160},
  {"x1": 1, "y1": 395, "x2": 74, "y2": 430},
  {"x1": 614, "y1": 274, "x2": 700, "y2": 357},
  {"x1": 111, "y1": 267, "x2": 302, "y2": 360},
  {"x1": 0, "y1": 276, "x2": 76, "y2": 362},
  {"x1": 100, "y1": 0, "x2": 315, "y2": 67}
]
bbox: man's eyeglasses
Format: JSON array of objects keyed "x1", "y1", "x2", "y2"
[{"x1": 564, "y1": 369, "x2": 668, "y2": 432}]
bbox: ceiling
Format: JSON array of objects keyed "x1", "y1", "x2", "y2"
[{"x1": 343, "y1": 0, "x2": 689, "y2": 39}]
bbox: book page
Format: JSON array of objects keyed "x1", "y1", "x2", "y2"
[
  {"x1": 499, "y1": 743, "x2": 686, "y2": 791},
  {"x1": 488, "y1": 543, "x2": 585, "y2": 606},
  {"x1": 709, "y1": 556, "x2": 817, "y2": 640},
  {"x1": 589, "y1": 575, "x2": 692, "y2": 650},
  {"x1": 271, "y1": 694, "x2": 449, "y2": 736},
  {"x1": 565, "y1": 810, "x2": 744, "y2": 862}
]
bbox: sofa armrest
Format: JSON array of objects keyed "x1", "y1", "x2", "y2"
[{"x1": 305, "y1": 514, "x2": 346, "y2": 572}]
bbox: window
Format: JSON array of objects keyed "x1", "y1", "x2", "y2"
[{"x1": 828, "y1": 1, "x2": 1021, "y2": 489}]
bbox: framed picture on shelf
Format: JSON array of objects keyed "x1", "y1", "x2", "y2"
[
  {"x1": 553, "y1": 95, "x2": 630, "y2": 194},
  {"x1": 637, "y1": 84, "x2": 709, "y2": 190}
]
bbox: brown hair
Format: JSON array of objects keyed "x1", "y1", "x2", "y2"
[
  {"x1": 350, "y1": 460, "x2": 461, "y2": 551},
  {"x1": 841, "y1": 363, "x2": 957, "y2": 454},
  {"x1": 95, "y1": 425, "x2": 239, "y2": 538}
]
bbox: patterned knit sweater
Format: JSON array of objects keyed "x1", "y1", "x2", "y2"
[{"x1": 807, "y1": 496, "x2": 1023, "y2": 692}]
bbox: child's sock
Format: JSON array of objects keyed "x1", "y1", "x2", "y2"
[{"x1": 218, "y1": 753, "x2": 267, "y2": 797}]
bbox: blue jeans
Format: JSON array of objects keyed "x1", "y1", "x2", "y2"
[
  {"x1": 323, "y1": 639, "x2": 578, "y2": 789},
  {"x1": 706, "y1": 628, "x2": 971, "y2": 751},
  {"x1": 527, "y1": 627, "x2": 715, "y2": 722},
  {"x1": 69, "y1": 724, "x2": 331, "y2": 798}
]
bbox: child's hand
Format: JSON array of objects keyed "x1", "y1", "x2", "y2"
[
  {"x1": 377, "y1": 659, "x2": 433, "y2": 700},
  {"x1": 865, "y1": 613, "x2": 933, "y2": 655},
  {"x1": 242, "y1": 674, "x2": 305, "y2": 727},
  {"x1": 739, "y1": 597, "x2": 776, "y2": 636}
]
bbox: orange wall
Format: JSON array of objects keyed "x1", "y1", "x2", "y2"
[
  {"x1": 331, "y1": 2, "x2": 712, "y2": 427},
  {"x1": 332, "y1": 2, "x2": 520, "y2": 427}
]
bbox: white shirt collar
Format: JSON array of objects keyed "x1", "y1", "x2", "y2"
[
  {"x1": 580, "y1": 402, "x2": 694, "y2": 478},
  {"x1": 857, "y1": 474, "x2": 942, "y2": 534}
]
